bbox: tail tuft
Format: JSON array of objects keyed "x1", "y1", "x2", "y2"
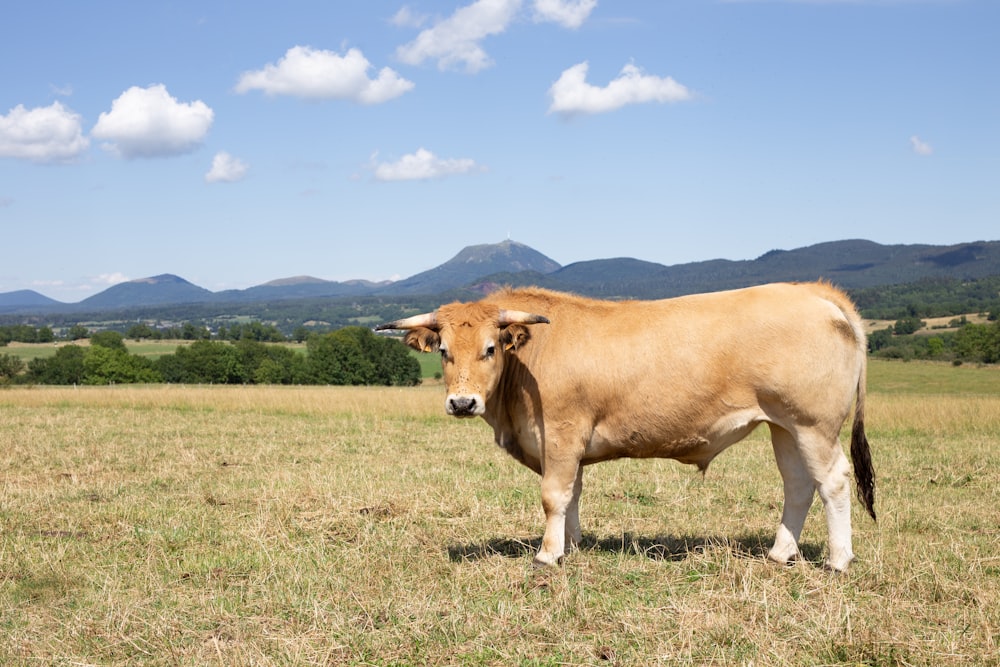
[{"x1": 851, "y1": 416, "x2": 877, "y2": 521}]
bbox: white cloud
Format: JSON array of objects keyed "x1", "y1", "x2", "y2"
[
  {"x1": 205, "y1": 151, "x2": 249, "y2": 183},
  {"x1": 372, "y1": 148, "x2": 482, "y2": 181},
  {"x1": 235, "y1": 46, "x2": 414, "y2": 103},
  {"x1": 92, "y1": 84, "x2": 214, "y2": 159},
  {"x1": 31, "y1": 279, "x2": 66, "y2": 290},
  {"x1": 92, "y1": 273, "x2": 130, "y2": 286},
  {"x1": 391, "y1": 6, "x2": 428, "y2": 28},
  {"x1": 395, "y1": 0, "x2": 522, "y2": 73},
  {"x1": 0, "y1": 102, "x2": 90, "y2": 163},
  {"x1": 910, "y1": 135, "x2": 933, "y2": 156},
  {"x1": 532, "y1": 0, "x2": 597, "y2": 28},
  {"x1": 548, "y1": 61, "x2": 693, "y2": 116}
]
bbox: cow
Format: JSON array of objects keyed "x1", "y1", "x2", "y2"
[{"x1": 376, "y1": 282, "x2": 876, "y2": 572}]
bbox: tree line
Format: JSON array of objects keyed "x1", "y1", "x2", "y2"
[
  {"x1": 0, "y1": 326, "x2": 420, "y2": 387},
  {"x1": 6, "y1": 275, "x2": 1000, "y2": 385},
  {"x1": 851, "y1": 276, "x2": 1000, "y2": 321},
  {"x1": 868, "y1": 316, "x2": 1000, "y2": 364}
]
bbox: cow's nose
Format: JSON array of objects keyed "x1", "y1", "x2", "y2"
[{"x1": 448, "y1": 396, "x2": 477, "y2": 416}]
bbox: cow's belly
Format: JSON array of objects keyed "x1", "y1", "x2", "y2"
[{"x1": 584, "y1": 408, "x2": 765, "y2": 469}]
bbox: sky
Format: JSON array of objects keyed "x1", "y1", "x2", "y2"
[{"x1": 1, "y1": 0, "x2": 997, "y2": 303}]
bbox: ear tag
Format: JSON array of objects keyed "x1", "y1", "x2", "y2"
[
  {"x1": 504, "y1": 341, "x2": 516, "y2": 351},
  {"x1": 423, "y1": 345, "x2": 433, "y2": 353}
]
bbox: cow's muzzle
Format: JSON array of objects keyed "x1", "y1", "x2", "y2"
[{"x1": 446, "y1": 394, "x2": 483, "y2": 417}]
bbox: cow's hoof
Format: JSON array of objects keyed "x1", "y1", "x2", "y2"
[
  {"x1": 766, "y1": 546, "x2": 799, "y2": 567},
  {"x1": 532, "y1": 553, "x2": 563, "y2": 568},
  {"x1": 823, "y1": 557, "x2": 853, "y2": 573}
]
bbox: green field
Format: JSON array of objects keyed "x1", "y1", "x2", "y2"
[{"x1": 1, "y1": 361, "x2": 998, "y2": 664}]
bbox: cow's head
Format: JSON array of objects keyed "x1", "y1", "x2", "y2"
[{"x1": 376, "y1": 303, "x2": 549, "y2": 417}]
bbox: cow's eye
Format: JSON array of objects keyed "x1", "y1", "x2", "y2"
[
  {"x1": 439, "y1": 346, "x2": 448, "y2": 359},
  {"x1": 484, "y1": 344, "x2": 496, "y2": 359}
]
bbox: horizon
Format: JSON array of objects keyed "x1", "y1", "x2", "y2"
[{"x1": 5, "y1": 236, "x2": 999, "y2": 306}]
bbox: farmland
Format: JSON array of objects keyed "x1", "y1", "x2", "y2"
[{"x1": 1, "y1": 360, "x2": 998, "y2": 664}]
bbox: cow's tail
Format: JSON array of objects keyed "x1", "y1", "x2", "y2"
[{"x1": 850, "y1": 356, "x2": 877, "y2": 522}]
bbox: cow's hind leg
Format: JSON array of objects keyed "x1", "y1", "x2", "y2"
[
  {"x1": 769, "y1": 424, "x2": 855, "y2": 572},
  {"x1": 813, "y1": 445, "x2": 855, "y2": 572},
  {"x1": 768, "y1": 425, "x2": 815, "y2": 566}
]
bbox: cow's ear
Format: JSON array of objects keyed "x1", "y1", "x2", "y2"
[
  {"x1": 403, "y1": 328, "x2": 440, "y2": 353},
  {"x1": 500, "y1": 324, "x2": 530, "y2": 352}
]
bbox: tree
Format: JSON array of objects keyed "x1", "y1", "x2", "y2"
[
  {"x1": 27, "y1": 345, "x2": 86, "y2": 384},
  {"x1": 66, "y1": 324, "x2": 89, "y2": 340},
  {"x1": 954, "y1": 322, "x2": 1000, "y2": 363},
  {"x1": 126, "y1": 323, "x2": 155, "y2": 340},
  {"x1": 372, "y1": 336, "x2": 421, "y2": 386},
  {"x1": 0, "y1": 353, "x2": 25, "y2": 384},
  {"x1": 158, "y1": 341, "x2": 243, "y2": 383},
  {"x1": 90, "y1": 330, "x2": 128, "y2": 351},
  {"x1": 926, "y1": 337, "x2": 945, "y2": 358},
  {"x1": 305, "y1": 327, "x2": 419, "y2": 386},
  {"x1": 868, "y1": 327, "x2": 893, "y2": 352},
  {"x1": 155, "y1": 353, "x2": 186, "y2": 383},
  {"x1": 83, "y1": 346, "x2": 161, "y2": 384},
  {"x1": 234, "y1": 339, "x2": 298, "y2": 384},
  {"x1": 181, "y1": 323, "x2": 210, "y2": 340},
  {"x1": 306, "y1": 331, "x2": 369, "y2": 384},
  {"x1": 893, "y1": 317, "x2": 925, "y2": 335}
]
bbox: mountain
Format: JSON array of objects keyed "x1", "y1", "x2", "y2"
[
  {"x1": 3, "y1": 238, "x2": 1000, "y2": 316},
  {"x1": 75, "y1": 274, "x2": 215, "y2": 310},
  {"x1": 213, "y1": 276, "x2": 388, "y2": 303},
  {"x1": 0, "y1": 289, "x2": 61, "y2": 313},
  {"x1": 381, "y1": 240, "x2": 561, "y2": 295},
  {"x1": 471, "y1": 239, "x2": 1000, "y2": 299}
]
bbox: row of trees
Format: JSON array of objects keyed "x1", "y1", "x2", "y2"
[
  {"x1": 1, "y1": 321, "x2": 291, "y2": 345},
  {"x1": 852, "y1": 276, "x2": 1000, "y2": 321},
  {"x1": 1, "y1": 324, "x2": 57, "y2": 345},
  {"x1": 869, "y1": 318, "x2": 1000, "y2": 364},
  {"x1": 1, "y1": 327, "x2": 421, "y2": 387}
]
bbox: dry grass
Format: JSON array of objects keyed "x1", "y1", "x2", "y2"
[{"x1": 1, "y1": 362, "x2": 998, "y2": 665}]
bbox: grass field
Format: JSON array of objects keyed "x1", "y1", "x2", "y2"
[{"x1": 1, "y1": 360, "x2": 998, "y2": 665}]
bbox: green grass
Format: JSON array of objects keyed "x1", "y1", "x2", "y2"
[
  {"x1": 412, "y1": 348, "x2": 444, "y2": 379},
  {"x1": 0, "y1": 363, "x2": 998, "y2": 664},
  {"x1": 867, "y1": 358, "x2": 1000, "y2": 395}
]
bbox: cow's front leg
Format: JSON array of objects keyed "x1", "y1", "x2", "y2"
[
  {"x1": 565, "y1": 466, "x2": 584, "y2": 552},
  {"x1": 533, "y1": 458, "x2": 582, "y2": 567}
]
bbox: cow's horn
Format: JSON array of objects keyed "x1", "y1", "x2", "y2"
[
  {"x1": 375, "y1": 312, "x2": 438, "y2": 331},
  {"x1": 498, "y1": 309, "x2": 550, "y2": 326}
]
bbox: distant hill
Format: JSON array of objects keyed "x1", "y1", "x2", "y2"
[
  {"x1": 77, "y1": 274, "x2": 214, "y2": 310},
  {"x1": 2, "y1": 238, "x2": 1000, "y2": 317},
  {"x1": 381, "y1": 240, "x2": 561, "y2": 295},
  {"x1": 214, "y1": 276, "x2": 388, "y2": 303},
  {"x1": 472, "y1": 239, "x2": 1000, "y2": 299},
  {"x1": 0, "y1": 289, "x2": 61, "y2": 313}
]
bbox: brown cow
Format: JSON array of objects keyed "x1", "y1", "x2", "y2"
[{"x1": 377, "y1": 283, "x2": 876, "y2": 571}]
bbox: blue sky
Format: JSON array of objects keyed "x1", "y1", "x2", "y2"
[{"x1": 1, "y1": 0, "x2": 996, "y2": 303}]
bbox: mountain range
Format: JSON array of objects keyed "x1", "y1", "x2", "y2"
[{"x1": 2, "y1": 238, "x2": 1000, "y2": 316}]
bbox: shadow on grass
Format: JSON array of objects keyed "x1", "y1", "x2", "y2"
[{"x1": 447, "y1": 532, "x2": 824, "y2": 565}]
